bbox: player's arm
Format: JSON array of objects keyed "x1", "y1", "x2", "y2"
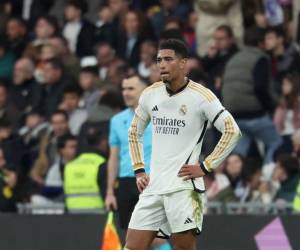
[
  {"x1": 105, "y1": 146, "x2": 119, "y2": 210},
  {"x1": 201, "y1": 96, "x2": 242, "y2": 173},
  {"x1": 128, "y1": 93, "x2": 151, "y2": 192},
  {"x1": 179, "y1": 91, "x2": 241, "y2": 180}
]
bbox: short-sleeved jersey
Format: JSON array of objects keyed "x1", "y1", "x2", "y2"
[
  {"x1": 109, "y1": 108, "x2": 151, "y2": 177},
  {"x1": 128, "y1": 80, "x2": 241, "y2": 195}
]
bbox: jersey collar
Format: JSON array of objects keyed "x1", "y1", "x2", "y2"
[{"x1": 165, "y1": 78, "x2": 190, "y2": 96}]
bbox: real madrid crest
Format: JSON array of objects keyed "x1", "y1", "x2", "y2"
[{"x1": 179, "y1": 104, "x2": 187, "y2": 115}]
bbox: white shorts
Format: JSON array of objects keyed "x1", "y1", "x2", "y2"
[{"x1": 128, "y1": 189, "x2": 205, "y2": 237}]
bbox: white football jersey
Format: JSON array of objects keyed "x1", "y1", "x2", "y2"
[{"x1": 128, "y1": 80, "x2": 241, "y2": 195}]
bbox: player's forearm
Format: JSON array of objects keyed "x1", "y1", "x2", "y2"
[
  {"x1": 202, "y1": 115, "x2": 241, "y2": 172},
  {"x1": 128, "y1": 114, "x2": 147, "y2": 174}
]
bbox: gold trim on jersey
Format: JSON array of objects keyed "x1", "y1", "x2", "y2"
[
  {"x1": 128, "y1": 115, "x2": 144, "y2": 170},
  {"x1": 188, "y1": 82, "x2": 216, "y2": 102},
  {"x1": 143, "y1": 81, "x2": 164, "y2": 93},
  {"x1": 204, "y1": 117, "x2": 236, "y2": 171}
]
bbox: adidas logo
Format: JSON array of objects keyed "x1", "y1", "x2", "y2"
[
  {"x1": 152, "y1": 105, "x2": 159, "y2": 111},
  {"x1": 184, "y1": 218, "x2": 193, "y2": 224}
]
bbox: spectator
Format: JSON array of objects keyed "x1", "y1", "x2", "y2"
[
  {"x1": 5, "y1": 16, "x2": 29, "y2": 58},
  {"x1": 195, "y1": 0, "x2": 244, "y2": 56},
  {"x1": 222, "y1": 27, "x2": 282, "y2": 164},
  {"x1": 43, "y1": 134, "x2": 78, "y2": 199},
  {"x1": 64, "y1": 127, "x2": 107, "y2": 212},
  {"x1": 137, "y1": 40, "x2": 157, "y2": 78},
  {"x1": 202, "y1": 25, "x2": 239, "y2": 94},
  {"x1": 0, "y1": 83, "x2": 21, "y2": 129},
  {"x1": 10, "y1": 57, "x2": 43, "y2": 115},
  {"x1": 32, "y1": 15, "x2": 60, "y2": 46},
  {"x1": 59, "y1": 84, "x2": 88, "y2": 135},
  {"x1": 274, "y1": 74, "x2": 300, "y2": 153},
  {"x1": 150, "y1": 0, "x2": 190, "y2": 37},
  {"x1": 63, "y1": 0, "x2": 95, "y2": 58},
  {"x1": 117, "y1": 10, "x2": 155, "y2": 67},
  {"x1": 0, "y1": 40, "x2": 15, "y2": 84},
  {"x1": 79, "y1": 66, "x2": 101, "y2": 110},
  {"x1": 94, "y1": 4, "x2": 115, "y2": 45},
  {"x1": 0, "y1": 147, "x2": 17, "y2": 212},
  {"x1": 30, "y1": 110, "x2": 70, "y2": 185},
  {"x1": 41, "y1": 58, "x2": 71, "y2": 117},
  {"x1": 47, "y1": 36, "x2": 81, "y2": 82},
  {"x1": 95, "y1": 42, "x2": 118, "y2": 83}
]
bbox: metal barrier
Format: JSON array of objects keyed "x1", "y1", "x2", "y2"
[{"x1": 17, "y1": 201, "x2": 297, "y2": 215}]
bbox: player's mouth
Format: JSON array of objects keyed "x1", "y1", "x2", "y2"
[{"x1": 160, "y1": 72, "x2": 169, "y2": 76}]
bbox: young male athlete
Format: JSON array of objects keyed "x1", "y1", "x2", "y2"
[{"x1": 126, "y1": 39, "x2": 242, "y2": 250}]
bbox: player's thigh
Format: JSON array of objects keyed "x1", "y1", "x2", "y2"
[
  {"x1": 125, "y1": 229, "x2": 157, "y2": 250},
  {"x1": 171, "y1": 230, "x2": 197, "y2": 250},
  {"x1": 164, "y1": 190, "x2": 205, "y2": 234}
]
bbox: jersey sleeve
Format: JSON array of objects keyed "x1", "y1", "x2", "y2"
[
  {"x1": 128, "y1": 92, "x2": 151, "y2": 174},
  {"x1": 201, "y1": 92, "x2": 242, "y2": 173}
]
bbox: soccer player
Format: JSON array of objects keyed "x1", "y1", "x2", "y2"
[
  {"x1": 105, "y1": 75, "x2": 171, "y2": 250},
  {"x1": 126, "y1": 39, "x2": 242, "y2": 250}
]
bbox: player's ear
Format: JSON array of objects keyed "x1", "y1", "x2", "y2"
[{"x1": 179, "y1": 58, "x2": 187, "y2": 69}]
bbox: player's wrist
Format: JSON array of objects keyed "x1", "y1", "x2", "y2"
[
  {"x1": 199, "y1": 162, "x2": 210, "y2": 175},
  {"x1": 134, "y1": 168, "x2": 145, "y2": 176}
]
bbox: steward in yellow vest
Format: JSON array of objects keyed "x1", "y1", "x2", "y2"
[
  {"x1": 64, "y1": 152, "x2": 106, "y2": 212},
  {"x1": 293, "y1": 180, "x2": 300, "y2": 212}
]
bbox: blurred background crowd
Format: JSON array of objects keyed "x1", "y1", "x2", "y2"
[{"x1": 0, "y1": 0, "x2": 300, "y2": 214}]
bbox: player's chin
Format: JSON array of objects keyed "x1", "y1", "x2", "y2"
[{"x1": 161, "y1": 75, "x2": 170, "y2": 83}]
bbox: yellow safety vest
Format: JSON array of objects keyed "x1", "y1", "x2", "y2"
[
  {"x1": 293, "y1": 180, "x2": 300, "y2": 212},
  {"x1": 64, "y1": 153, "x2": 105, "y2": 211}
]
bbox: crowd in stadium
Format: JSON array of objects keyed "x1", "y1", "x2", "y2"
[{"x1": 0, "y1": 0, "x2": 300, "y2": 213}]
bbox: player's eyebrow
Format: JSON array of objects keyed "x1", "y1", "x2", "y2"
[{"x1": 156, "y1": 56, "x2": 176, "y2": 62}]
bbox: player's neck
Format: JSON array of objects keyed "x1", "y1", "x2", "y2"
[{"x1": 167, "y1": 76, "x2": 188, "y2": 92}]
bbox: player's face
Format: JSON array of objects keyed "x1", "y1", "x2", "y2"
[
  {"x1": 122, "y1": 77, "x2": 145, "y2": 108},
  {"x1": 156, "y1": 49, "x2": 184, "y2": 83}
]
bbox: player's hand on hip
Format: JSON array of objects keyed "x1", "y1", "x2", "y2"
[
  {"x1": 178, "y1": 163, "x2": 206, "y2": 180},
  {"x1": 105, "y1": 193, "x2": 118, "y2": 211},
  {"x1": 136, "y1": 172, "x2": 150, "y2": 192}
]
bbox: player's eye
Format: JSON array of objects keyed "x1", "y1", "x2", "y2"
[{"x1": 156, "y1": 58, "x2": 162, "y2": 64}]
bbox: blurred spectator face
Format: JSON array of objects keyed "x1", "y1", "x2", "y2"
[
  {"x1": 225, "y1": 154, "x2": 243, "y2": 179},
  {"x1": 0, "y1": 148, "x2": 6, "y2": 169},
  {"x1": 185, "y1": 58, "x2": 201, "y2": 74},
  {"x1": 161, "y1": 0, "x2": 178, "y2": 10},
  {"x1": 0, "y1": 86, "x2": 7, "y2": 109},
  {"x1": 140, "y1": 42, "x2": 157, "y2": 66},
  {"x1": 272, "y1": 163, "x2": 288, "y2": 182},
  {"x1": 264, "y1": 31, "x2": 280, "y2": 51},
  {"x1": 249, "y1": 169, "x2": 262, "y2": 190},
  {"x1": 149, "y1": 63, "x2": 160, "y2": 83},
  {"x1": 122, "y1": 76, "x2": 146, "y2": 108},
  {"x1": 214, "y1": 29, "x2": 233, "y2": 51},
  {"x1": 96, "y1": 44, "x2": 115, "y2": 67},
  {"x1": 64, "y1": 5, "x2": 81, "y2": 22},
  {"x1": 165, "y1": 20, "x2": 180, "y2": 30},
  {"x1": 62, "y1": 93, "x2": 80, "y2": 112},
  {"x1": 282, "y1": 77, "x2": 293, "y2": 96},
  {"x1": 47, "y1": 37, "x2": 68, "y2": 56},
  {"x1": 26, "y1": 113, "x2": 43, "y2": 129},
  {"x1": 98, "y1": 6, "x2": 113, "y2": 23},
  {"x1": 109, "y1": 0, "x2": 128, "y2": 16},
  {"x1": 35, "y1": 18, "x2": 56, "y2": 40},
  {"x1": 43, "y1": 63, "x2": 62, "y2": 84},
  {"x1": 188, "y1": 12, "x2": 198, "y2": 29},
  {"x1": 60, "y1": 138, "x2": 77, "y2": 162},
  {"x1": 0, "y1": 126, "x2": 12, "y2": 141},
  {"x1": 13, "y1": 58, "x2": 34, "y2": 85},
  {"x1": 255, "y1": 13, "x2": 268, "y2": 28},
  {"x1": 6, "y1": 19, "x2": 26, "y2": 41},
  {"x1": 50, "y1": 113, "x2": 69, "y2": 136},
  {"x1": 124, "y1": 11, "x2": 139, "y2": 34},
  {"x1": 40, "y1": 44, "x2": 58, "y2": 61},
  {"x1": 79, "y1": 72, "x2": 97, "y2": 90}
]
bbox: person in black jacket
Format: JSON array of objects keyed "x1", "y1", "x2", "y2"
[{"x1": 63, "y1": 0, "x2": 96, "y2": 58}]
